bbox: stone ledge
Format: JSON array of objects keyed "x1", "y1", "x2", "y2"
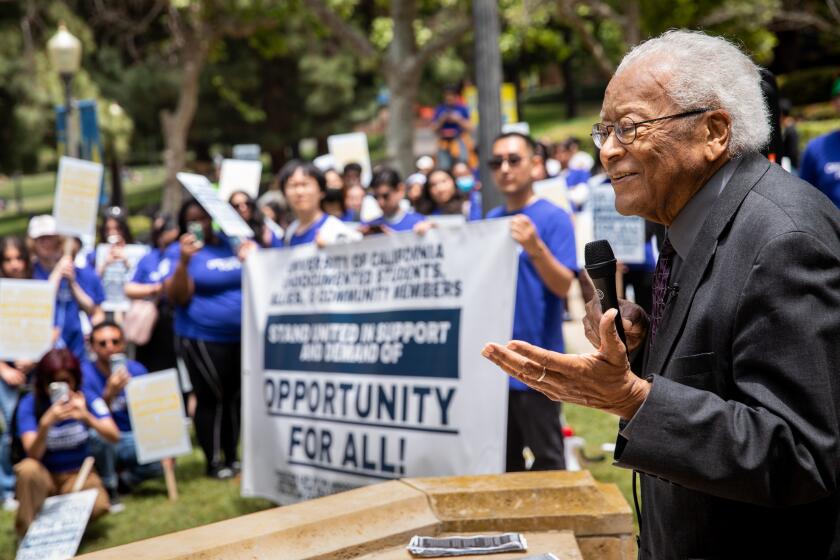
[{"x1": 77, "y1": 471, "x2": 634, "y2": 560}]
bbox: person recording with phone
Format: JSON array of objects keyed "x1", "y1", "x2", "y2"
[
  {"x1": 162, "y1": 198, "x2": 253, "y2": 479},
  {"x1": 14, "y1": 348, "x2": 117, "y2": 537},
  {"x1": 82, "y1": 321, "x2": 161, "y2": 510}
]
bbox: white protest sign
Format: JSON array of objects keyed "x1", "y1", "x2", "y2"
[
  {"x1": 533, "y1": 177, "x2": 572, "y2": 213},
  {"x1": 176, "y1": 172, "x2": 254, "y2": 239},
  {"x1": 126, "y1": 369, "x2": 192, "y2": 464},
  {"x1": 327, "y1": 132, "x2": 372, "y2": 187},
  {"x1": 219, "y1": 159, "x2": 263, "y2": 201},
  {"x1": 0, "y1": 279, "x2": 55, "y2": 361},
  {"x1": 232, "y1": 144, "x2": 261, "y2": 161},
  {"x1": 242, "y1": 220, "x2": 518, "y2": 504},
  {"x1": 95, "y1": 244, "x2": 151, "y2": 312},
  {"x1": 52, "y1": 157, "x2": 104, "y2": 239},
  {"x1": 16, "y1": 489, "x2": 97, "y2": 560},
  {"x1": 591, "y1": 183, "x2": 645, "y2": 264}
]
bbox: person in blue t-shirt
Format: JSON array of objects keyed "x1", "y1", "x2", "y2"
[
  {"x1": 278, "y1": 160, "x2": 361, "y2": 247},
  {"x1": 83, "y1": 321, "x2": 162, "y2": 506},
  {"x1": 124, "y1": 213, "x2": 180, "y2": 373},
  {"x1": 485, "y1": 132, "x2": 578, "y2": 472},
  {"x1": 434, "y1": 86, "x2": 477, "y2": 170},
  {"x1": 28, "y1": 215, "x2": 105, "y2": 362},
  {"x1": 364, "y1": 167, "x2": 426, "y2": 233},
  {"x1": 799, "y1": 79, "x2": 840, "y2": 207},
  {"x1": 164, "y1": 198, "x2": 249, "y2": 479},
  {"x1": 14, "y1": 348, "x2": 117, "y2": 537}
]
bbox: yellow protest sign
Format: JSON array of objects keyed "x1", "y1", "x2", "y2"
[
  {"x1": 0, "y1": 279, "x2": 55, "y2": 361},
  {"x1": 126, "y1": 369, "x2": 191, "y2": 464},
  {"x1": 52, "y1": 156, "x2": 104, "y2": 239}
]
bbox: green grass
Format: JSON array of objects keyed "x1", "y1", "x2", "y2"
[
  {"x1": 522, "y1": 103, "x2": 601, "y2": 144},
  {"x1": 0, "y1": 443, "x2": 275, "y2": 558}
]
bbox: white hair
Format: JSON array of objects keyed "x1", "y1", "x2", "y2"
[{"x1": 615, "y1": 30, "x2": 770, "y2": 156}]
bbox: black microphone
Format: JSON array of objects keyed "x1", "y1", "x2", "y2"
[{"x1": 584, "y1": 240, "x2": 627, "y2": 348}]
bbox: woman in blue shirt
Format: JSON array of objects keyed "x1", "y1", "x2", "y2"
[
  {"x1": 124, "y1": 213, "x2": 180, "y2": 373},
  {"x1": 279, "y1": 160, "x2": 360, "y2": 247},
  {"x1": 15, "y1": 348, "x2": 117, "y2": 537},
  {"x1": 164, "y1": 199, "x2": 246, "y2": 479}
]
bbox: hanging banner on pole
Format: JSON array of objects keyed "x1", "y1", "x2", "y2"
[
  {"x1": 52, "y1": 156, "x2": 104, "y2": 239},
  {"x1": 241, "y1": 220, "x2": 518, "y2": 504}
]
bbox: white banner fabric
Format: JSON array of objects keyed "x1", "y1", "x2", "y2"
[{"x1": 241, "y1": 219, "x2": 518, "y2": 504}]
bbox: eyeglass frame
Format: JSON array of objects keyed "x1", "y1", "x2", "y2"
[
  {"x1": 486, "y1": 154, "x2": 525, "y2": 171},
  {"x1": 590, "y1": 108, "x2": 711, "y2": 149}
]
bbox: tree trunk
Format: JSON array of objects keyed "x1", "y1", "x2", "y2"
[
  {"x1": 160, "y1": 38, "x2": 209, "y2": 215},
  {"x1": 385, "y1": 0, "x2": 418, "y2": 177},
  {"x1": 561, "y1": 28, "x2": 578, "y2": 119},
  {"x1": 386, "y1": 71, "x2": 419, "y2": 176}
]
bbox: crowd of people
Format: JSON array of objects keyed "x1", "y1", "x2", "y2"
[{"x1": 2, "y1": 70, "x2": 838, "y2": 546}]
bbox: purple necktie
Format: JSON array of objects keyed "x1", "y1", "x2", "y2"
[{"x1": 649, "y1": 236, "x2": 675, "y2": 346}]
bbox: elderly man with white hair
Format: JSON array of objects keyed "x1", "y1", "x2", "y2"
[{"x1": 483, "y1": 30, "x2": 840, "y2": 558}]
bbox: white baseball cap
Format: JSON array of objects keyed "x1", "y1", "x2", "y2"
[{"x1": 27, "y1": 215, "x2": 58, "y2": 239}]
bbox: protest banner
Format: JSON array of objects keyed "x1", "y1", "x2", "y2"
[
  {"x1": 176, "y1": 172, "x2": 254, "y2": 239},
  {"x1": 591, "y1": 183, "x2": 645, "y2": 264},
  {"x1": 95, "y1": 244, "x2": 150, "y2": 312},
  {"x1": 126, "y1": 369, "x2": 192, "y2": 465},
  {"x1": 218, "y1": 158, "x2": 263, "y2": 201},
  {"x1": 241, "y1": 220, "x2": 518, "y2": 504},
  {"x1": 52, "y1": 156, "x2": 104, "y2": 239},
  {"x1": 16, "y1": 489, "x2": 97, "y2": 560},
  {"x1": 0, "y1": 279, "x2": 55, "y2": 361},
  {"x1": 533, "y1": 177, "x2": 572, "y2": 213},
  {"x1": 327, "y1": 132, "x2": 372, "y2": 187}
]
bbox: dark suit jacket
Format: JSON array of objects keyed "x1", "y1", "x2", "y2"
[{"x1": 614, "y1": 153, "x2": 840, "y2": 559}]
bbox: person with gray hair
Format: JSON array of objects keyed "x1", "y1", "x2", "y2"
[{"x1": 483, "y1": 29, "x2": 840, "y2": 558}]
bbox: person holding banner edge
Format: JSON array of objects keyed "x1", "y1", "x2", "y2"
[
  {"x1": 485, "y1": 131, "x2": 578, "y2": 472},
  {"x1": 163, "y1": 199, "x2": 251, "y2": 479},
  {"x1": 482, "y1": 30, "x2": 840, "y2": 558}
]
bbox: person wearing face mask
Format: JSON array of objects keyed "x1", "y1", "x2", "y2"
[
  {"x1": 451, "y1": 162, "x2": 483, "y2": 220},
  {"x1": 28, "y1": 215, "x2": 105, "y2": 363},
  {"x1": 364, "y1": 167, "x2": 426, "y2": 233}
]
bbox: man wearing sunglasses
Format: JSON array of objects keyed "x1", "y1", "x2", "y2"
[
  {"x1": 482, "y1": 31, "x2": 840, "y2": 558},
  {"x1": 485, "y1": 131, "x2": 578, "y2": 473},
  {"x1": 82, "y1": 321, "x2": 161, "y2": 509}
]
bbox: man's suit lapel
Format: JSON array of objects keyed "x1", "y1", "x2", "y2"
[{"x1": 645, "y1": 153, "x2": 772, "y2": 376}]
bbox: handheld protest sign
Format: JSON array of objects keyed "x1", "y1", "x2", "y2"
[
  {"x1": 16, "y1": 489, "x2": 98, "y2": 560},
  {"x1": 176, "y1": 172, "x2": 254, "y2": 239},
  {"x1": 533, "y1": 177, "x2": 572, "y2": 213},
  {"x1": 0, "y1": 279, "x2": 56, "y2": 361},
  {"x1": 52, "y1": 156, "x2": 104, "y2": 239},
  {"x1": 125, "y1": 369, "x2": 192, "y2": 465},
  {"x1": 219, "y1": 159, "x2": 263, "y2": 201},
  {"x1": 591, "y1": 183, "x2": 645, "y2": 264},
  {"x1": 327, "y1": 132, "x2": 372, "y2": 187},
  {"x1": 95, "y1": 244, "x2": 150, "y2": 312}
]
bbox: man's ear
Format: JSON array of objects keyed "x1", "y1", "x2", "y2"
[
  {"x1": 530, "y1": 154, "x2": 544, "y2": 180},
  {"x1": 704, "y1": 110, "x2": 731, "y2": 162}
]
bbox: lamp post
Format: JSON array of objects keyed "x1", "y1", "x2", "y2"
[{"x1": 47, "y1": 24, "x2": 82, "y2": 158}]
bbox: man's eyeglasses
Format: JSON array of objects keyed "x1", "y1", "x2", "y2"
[
  {"x1": 95, "y1": 339, "x2": 122, "y2": 348},
  {"x1": 487, "y1": 154, "x2": 523, "y2": 171},
  {"x1": 590, "y1": 108, "x2": 711, "y2": 149}
]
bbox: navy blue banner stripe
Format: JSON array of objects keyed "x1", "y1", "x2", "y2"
[{"x1": 267, "y1": 411, "x2": 459, "y2": 435}]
